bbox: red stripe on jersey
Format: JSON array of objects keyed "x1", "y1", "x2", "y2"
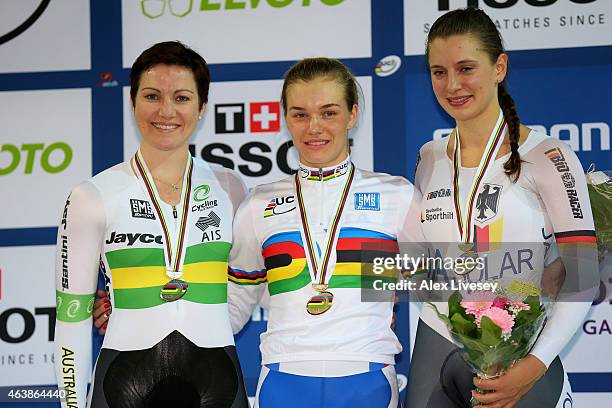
[
  {"x1": 263, "y1": 241, "x2": 306, "y2": 260},
  {"x1": 336, "y1": 237, "x2": 399, "y2": 253}
]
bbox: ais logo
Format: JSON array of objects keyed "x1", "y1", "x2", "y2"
[
  {"x1": 437, "y1": 0, "x2": 596, "y2": 10},
  {"x1": 141, "y1": 0, "x2": 344, "y2": 18},
  {"x1": 215, "y1": 102, "x2": 281, "y2": 134}
]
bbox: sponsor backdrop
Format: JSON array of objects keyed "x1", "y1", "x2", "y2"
[{"x1": 0, "y1": 0, "x2": 610, "y2": 406}]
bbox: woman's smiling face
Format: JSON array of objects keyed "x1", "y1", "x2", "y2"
[
  {"x1": 133, "y1": 64, "x2": 204, "y2": 152},
  {"x1": 284, "y1": 77, "x2": 357, "y2": 168}
]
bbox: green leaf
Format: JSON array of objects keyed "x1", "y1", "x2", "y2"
[
  {"x1": 480, "y1": 316, "x2": 502, "y2": 346},
  {"x1": 427, "y1": 302, "x2": 451, "y2": 327},
  {"x1": 448, "y1": 291, "x2": 463, "y2": 318},
  {"x1": 450, "y1": 312, "x2": 477, "y2": 336},
  {"x1": 525, "y1": 296, "x2": 540, "y2": 312}
]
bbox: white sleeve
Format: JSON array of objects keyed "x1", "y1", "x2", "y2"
[
  {"x1": 397, "y1": 180, "x2": 426, "y2": 244},
  {"x1": 529, "y1": 301, "x2": 591, "y2": 368},
  {"x1": 54, "y1": 181, "x2": 105, "y2": 407},
  {"x1": 227, "y1": 193, "x2": 267, "y2": 334},
  {"x1": 527, "y1": 141, "x2": 598, "y2": 367}
]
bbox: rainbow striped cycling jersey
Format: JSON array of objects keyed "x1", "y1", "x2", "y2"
[{"x1": 228, "y1": 157, "x2": 424, "y2": 366}]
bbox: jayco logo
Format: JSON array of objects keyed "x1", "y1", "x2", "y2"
[
  {"x1": 141, "y1": 0, "x2": 344, "y2": 18},
  {"x1": 437, "y1": 0, "x2": 596, "y2": 10}
]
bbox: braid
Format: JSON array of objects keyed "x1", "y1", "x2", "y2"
[{"x1": 499, "y1": 84, "x2": 521, "y2": 181}]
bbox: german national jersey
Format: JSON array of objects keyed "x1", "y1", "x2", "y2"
[
  {"x1": 415, "y1": 131, "x2": 597, "y2": 367},
  {"x1": 54, "y1": 152, "x2": 246, "y2": 407},
  {"x1": 228, "y1": 157, "x2": 423, "y2": 366}
]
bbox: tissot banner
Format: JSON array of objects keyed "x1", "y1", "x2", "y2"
[{"x1": 404, "y1": 0, "x2": 612, "y2": 56}]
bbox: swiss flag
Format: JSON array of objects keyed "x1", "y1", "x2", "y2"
[{"x1": 250, "y1": 102, "x2": 281, "y2": 133}]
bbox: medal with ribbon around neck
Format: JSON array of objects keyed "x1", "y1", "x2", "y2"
[
  {"x1": 134, "y1": 151, "x2": 193, "y2": 302},
  {"x1": 295, "y1": 163, "x2": 355, "y2": 315},
  {"x1": 452, "y1": 111, "x2": 507, "y2": 279}
]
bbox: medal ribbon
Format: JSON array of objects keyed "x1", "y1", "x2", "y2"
[
  {"x1": 134, "y1": 151, "x2": 193, "y2": 278},
  {"x1": 452, "y1": 110, "x2": 506, "y2": 244},
  {"x1": 295, "y1": 163, "x2": 355, "y2": 287}
]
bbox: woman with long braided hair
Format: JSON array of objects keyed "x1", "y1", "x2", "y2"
[{"x1": 407, "y1": 8, "x2": 597, "y2": 408}]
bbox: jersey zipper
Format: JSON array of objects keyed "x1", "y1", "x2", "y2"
[{"x1": 319, "y1": 168, "x2": 325, "y2": 231}]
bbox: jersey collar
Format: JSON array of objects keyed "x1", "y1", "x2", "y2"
[{"x1": 298, "y1": 156, "x2": 351, "y2": 182}]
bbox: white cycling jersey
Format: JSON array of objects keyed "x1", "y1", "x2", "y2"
[
  {"x1": 54, "y1": 150, "x2": 246, "y2": 407},
  {"x1": 415, "y1": 130, "x2": 597, "y2": 368},
  {"x1": 228, "y1": 156, "x2": 423, "y2": 367}
]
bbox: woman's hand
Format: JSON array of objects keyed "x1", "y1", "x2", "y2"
[
  {"x1": 472, "y1": 354, "x2": 547, "y2": 407},
  {"x1": 92, "y1": 289, "x2": 111, "y2": 335}
]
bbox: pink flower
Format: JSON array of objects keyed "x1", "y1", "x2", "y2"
[
  {"x1": 492, "y1": 297, "x2": 508, "y2": 309},
  {"x1": 460, "y1": 300, "x2": 493, "y2": 318},
  {"x1": 509, "y1": 301, "x2": 529, "y2": 311},
  {"x1": 460, "y1": 291, "x2": 496, "y2": 317},
  {"x1": 480, "y1": 307, "x2": 515, "y2": 335}
]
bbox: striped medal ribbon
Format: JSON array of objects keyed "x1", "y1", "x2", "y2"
[
  {"x1": 452, "y1": 111, "x2": 506, "y2": 277},
  {"x1": 295, "y1": 163, "x2": 355, "y2": 315},
  {"x1": 134, "y1": 151, "x2": 194, "y2": 302}
]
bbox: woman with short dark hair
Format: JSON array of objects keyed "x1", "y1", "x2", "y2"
[{"x1": 54, "y1": 41, "x2": 249, "y2": 408}]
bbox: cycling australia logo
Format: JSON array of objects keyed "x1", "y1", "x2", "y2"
[{"x1": 0, "y1": 0, "x2": 51, "y2": 45}]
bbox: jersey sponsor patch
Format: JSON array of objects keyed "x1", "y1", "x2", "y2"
[
  {"x1": 193, "y1": 184, "x2": 211, "y2": 201},
  {"x1": 195, "y1": 211, "x2": 221, "y2": 231},
  {"x1": 426, "y1": 188, "x2": 451, "y2": 200},
  {"x1": 354, "y1": 192, "x2": 380, "y2": 211},
  {"x1": 196, "y1": 211, "x2": 222, "y2": 242},
  {"x1": 264, "y1": 196, "x2": 296, "y2": 218},
  {"x1": 421, "y1": 207, "x2": 453, "y2": 223},
  {"x1": 130, "y1": 199, "x2": 155, "y2": 220},
  {"x1": 545, "y1": 147, "x2": 583, "y2": 219}
]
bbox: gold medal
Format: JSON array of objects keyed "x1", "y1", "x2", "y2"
[
  {"x1": 456, "y1": 243, "x2": 478, "y2": 277},
  {"x1": 160, "y1": 278, "x2": 188, "y2": 302},
  {"x1": 306, "y1": 291, "x2": 334, "y2": 315}
]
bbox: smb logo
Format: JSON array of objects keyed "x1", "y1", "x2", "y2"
[
  {"x1": 354, "y1": 193, "x2": 380, "y2": 211},
  {"x1": 215, "y1": 102, "x2": 281, "y2": 134},
  {"x1": 130, "y1": 199, "x2": 155, "y2": 220}
]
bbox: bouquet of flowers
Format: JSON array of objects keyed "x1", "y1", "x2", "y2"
[
  {"x1": 586, "y1": 168, "x2": 612, "y2": 258},
  {"x1": 430, "y1": 290, "x2": 548, "y2": 406}
]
